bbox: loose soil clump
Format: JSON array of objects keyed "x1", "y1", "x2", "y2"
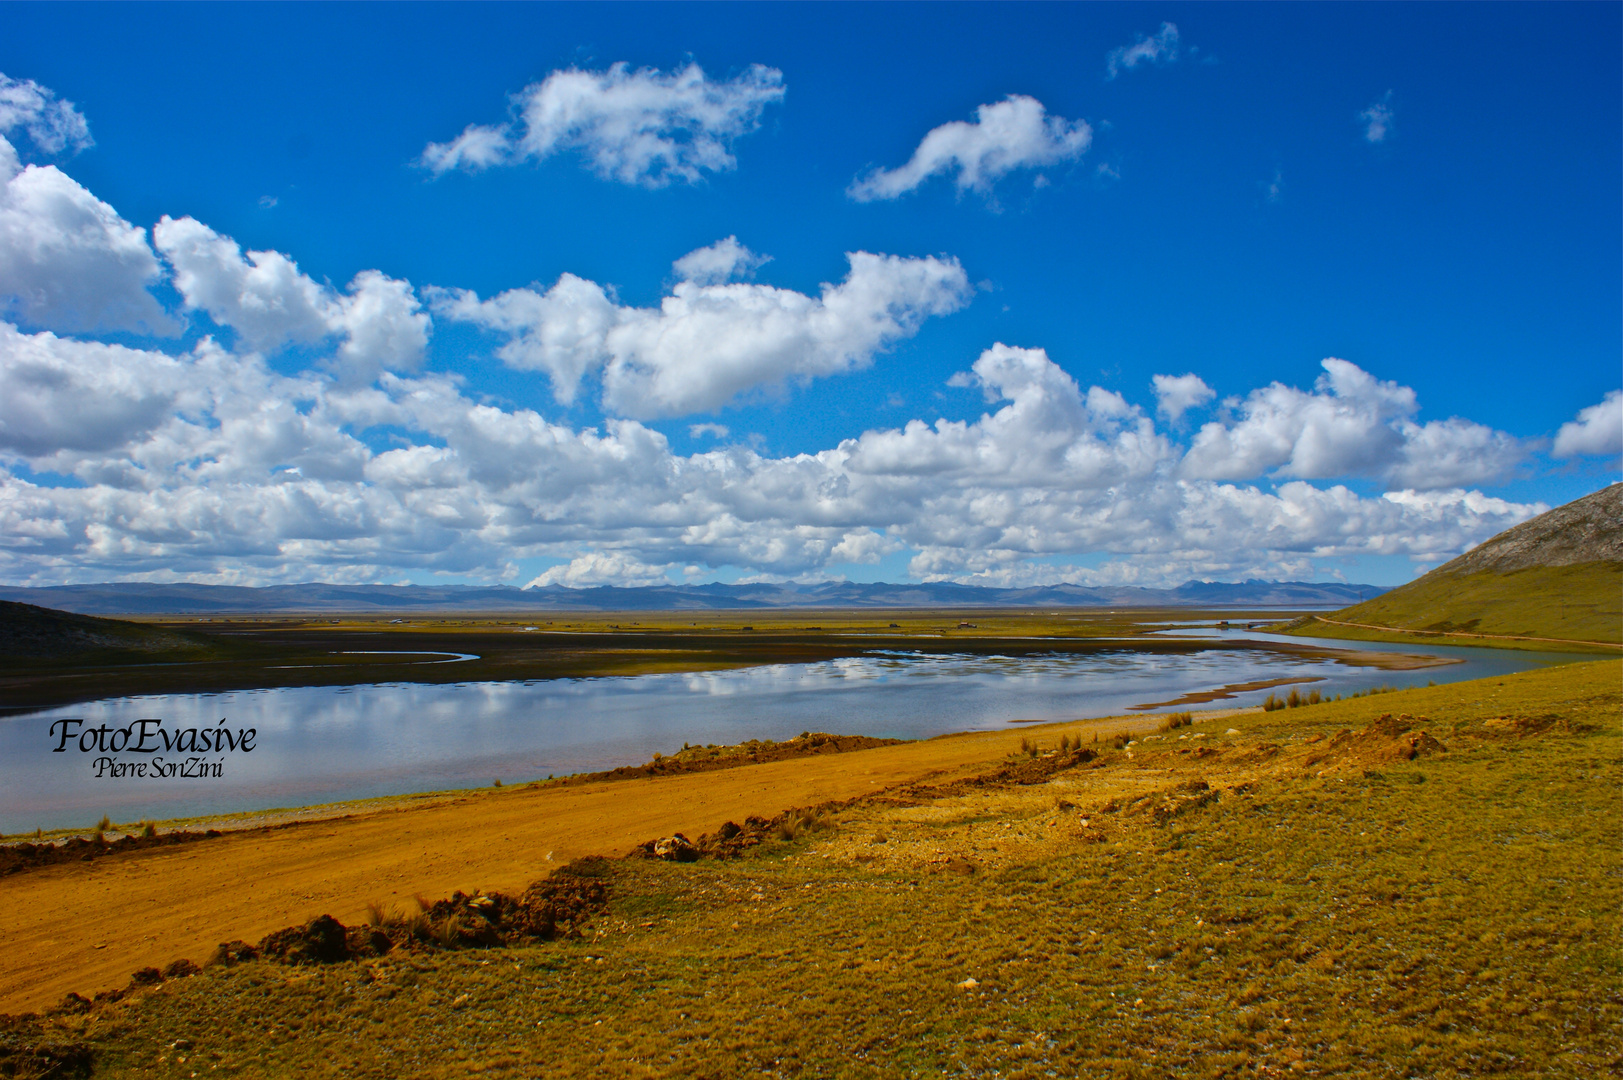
[{"x1": 1304, "y1": 713, "x2": 1447, "y2": 771}]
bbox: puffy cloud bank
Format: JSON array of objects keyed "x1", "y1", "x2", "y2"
[
  {"x1": 421, "y1": 62, "x2": 785, "y2": 187},
  {"x1": 0, "y1": 72, "x2": 1585, "y2": 589},
  {"x1": 0, "y1": 307, "x2": 1546, "y2": 588},
  {"x1": 428, "y1": 239, "x2": 971, "y2": 416}
]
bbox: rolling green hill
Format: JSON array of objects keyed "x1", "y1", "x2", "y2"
[{"x1": 1292, "y1": 484, "x2": 1621, "y2": 649}]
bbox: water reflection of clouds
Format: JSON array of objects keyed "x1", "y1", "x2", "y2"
[{"x1": 2, "y1": 641, "x2": 1584, "y2": 831}]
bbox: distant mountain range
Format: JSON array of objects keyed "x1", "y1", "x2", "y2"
[{"x1": 0, "y1": 579, "x2": 1388, "y2": 615}]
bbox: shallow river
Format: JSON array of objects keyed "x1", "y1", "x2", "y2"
[{"x1": 0, "y1": 632, "x2": 1593, "y2": 831}]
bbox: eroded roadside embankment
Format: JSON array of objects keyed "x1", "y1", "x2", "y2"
[{"x1": 0, "y1": 709, "x2": 1197, "y2": 1015}]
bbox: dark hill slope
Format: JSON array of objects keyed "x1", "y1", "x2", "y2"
[
  {"x1": 0, "y1": 600, "x2": 216, "y2": 668},
  {"x1": 1313, "y1": 485, "x2": 1621, "y2": 646}
]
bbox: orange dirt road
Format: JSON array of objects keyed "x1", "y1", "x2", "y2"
[{"x1": 0, "y1": 712, "x2": 1196, "y2": 1015}]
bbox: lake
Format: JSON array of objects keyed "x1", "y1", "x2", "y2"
[{"x1": 0, "y1": 633, "x2": 1593, "y2": 832}]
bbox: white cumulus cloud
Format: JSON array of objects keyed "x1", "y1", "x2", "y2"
[
  {"x1": 431, "y1": 244, "x2": 971, "y2": 417},
  {"x1": 672, "y1": 236, "x2": 769, "y2": 285},
  {"x1": 1105, "y1": 23, "x2": 1182, "y2": 80},
  {"x1": 527, "y1": 550, "x2": 677, "y2": 588},
  {"x1": 0, "y1": 318, "x2": 1550, "y2": 589},
  {"x1": 1552, "y1": 390, "x2": 1623, "y2": 458},
  {"x1": 0, "y1": 151, "x2": 1560, "y2": 591},
  {"x1": 153, "y1": 216, "x2": 429, "y2": 382},
  {"x1": 1152, "y1": 373, "x2": 1215, "y2": 422},
  {"x1": 0, "y1": 74, "x2": 92, "y2": 159},
  {"x1": 0, "y1": 75, "x2": 172, "y2": 335},
  {"x1": 421, "y1": 62, "x2": 785, "y2": 187},
  {"x1": 847, "y1": 96, "x2": 1091, "y2": 202},
  {"x1": 0, "y1": 321, "x2": 186, "y2": 457},
  {"x1": 0, "y1": 160, "x2": 175, "y2": 335},
  {"x1": 1181, "y1": 359, "x2": 1523, "y2": 490}
]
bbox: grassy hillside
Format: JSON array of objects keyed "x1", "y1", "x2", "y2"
[
  {"x1": 1309, "y1": 562, "x2": 1621, "y2": 648},
  {"x1": 1283, "y1": 485, "x2": 1621, "y2": 650},
  {"x1": 6, "y1": 660, "x2": 1617, "y2": 1078},
  {"x1": 0, "y1": 600, "x2": 219, "y2": 669}
]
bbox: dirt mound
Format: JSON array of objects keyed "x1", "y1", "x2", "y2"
[
  {"x1": 259, "y1": 914, "x2": 353, "y2": 964},
  {"x1": 1122, "y1": 779, "x2": 1221, "y2": 825},
  {"x1": 635, "y1": 803, "x2": 844, "y2": 862},
  {"x1": 226, "y1": 859, "x2": 613, "y2": 969},
  {"x1": 928, "y1": 747, "x2": 1099, "y2": 795},
  {"x1": 1482, "y1": 713, "x2": 1600, "y2": 737},
  {"x1": 0, "y1": 829, "x2": 222, "y2": 878},
  {"x1": 1304, "y1": 714, "x2": 1447, "y2": 771}
]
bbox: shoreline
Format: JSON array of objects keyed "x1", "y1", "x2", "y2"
[
  {"x1": 0, "y1": 705, "x2": 1231, "y2": 1014},
  {"x1": 0, "y1": 616, "x2": 1470, "y2": 718}
]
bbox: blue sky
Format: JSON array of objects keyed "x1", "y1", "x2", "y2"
[{"x1": 0, "y1": 2, "x2": 1617, "y2": 589}]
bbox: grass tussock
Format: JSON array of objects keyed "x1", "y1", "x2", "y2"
[
  {"x1": 1158, "y1": 710, "x2": 1194, "y2": 732},
  {"x1": 9, "y1": 660, "x2": 1617, "y2": 1079}
]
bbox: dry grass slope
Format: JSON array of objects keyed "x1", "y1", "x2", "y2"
[
  {"x1": 1309, "y1": 563, "x2": 1622, "y2": 648},
  {"x1": 3, "y1": 659, "x2": 1617, "y2": 1078}
]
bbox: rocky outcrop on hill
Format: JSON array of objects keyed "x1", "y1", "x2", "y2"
[{"x1": 1432, "y1": 484, "x2": 1622, "y2": 575}]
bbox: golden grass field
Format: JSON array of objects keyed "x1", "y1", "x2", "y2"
[
  {"x1": 1280, "y1": 564, "x2": 1623, "y2": 652},
  {"x1": 1, "y1": 658, "x2": 1617, "y2": 1078}
]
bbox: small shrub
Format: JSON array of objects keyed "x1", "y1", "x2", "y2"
[
  {"x1": 364, "y1": 902, "x2": 388, "y2": 927},
  {"x1": 142, "y1": 822, "x2": 158, "y2": 838},
  {"x1": 1262, "y1": 694, "x2": 1284, "y2": 712},
  {"x1": 96, "y1": 815, "x2": 112, "y2": 832},
  {"x1": 1286, "y1": 689, "x2": 1303, "y2": 708},
  {"x1": 492, "y1": 778, "x2": 502, "y2": 788}
]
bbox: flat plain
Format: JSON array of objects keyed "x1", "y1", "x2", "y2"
[{"x1": 2, "y1": 658, "x2": 1616, "y2": 1078}]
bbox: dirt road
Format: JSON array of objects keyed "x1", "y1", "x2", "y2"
[{"x1": 0, "y1": 711, "x2": 1212, "y2": 1014}]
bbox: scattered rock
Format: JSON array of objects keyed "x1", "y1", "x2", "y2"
[
  {"x1": 651, "y1": 834, "x2": 699, "y2": 862},
  {"x1": 210, "y1": 940, "x2": 260, "y2": 966}
]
